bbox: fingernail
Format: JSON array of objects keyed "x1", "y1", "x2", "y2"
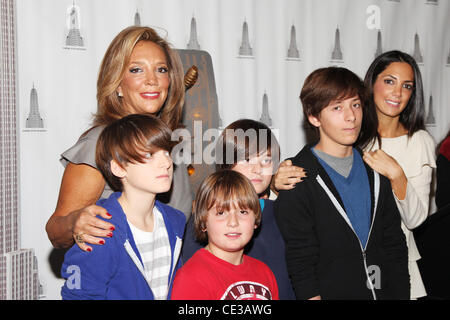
[
  {"x1": 106, "y1": 212, "x2": 112, "y2": 217},
  {"x1": 110, "y1": 226, "x2": 115, "y2": 231},
  {"x1": 86, "y1": 247, "x2": 92, "y2": 252},
  {"x1": 107, "y1": 232, "x2": 113, "y2": 237},
  {"x1": 99, "y1": 240, "x2": 105, "y2": 245}
]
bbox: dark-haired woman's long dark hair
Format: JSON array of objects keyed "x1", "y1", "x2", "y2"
[{"x1": 364, "y1": 50, "x2": 426, "y2": 148}]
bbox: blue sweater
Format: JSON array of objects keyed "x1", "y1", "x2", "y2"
[
  {"x1": 180, "y1": 199, "x2": 295, "y2": 300},
  {"x1": 61, "y1": 192, "x2": 186, "y2": 300},
  {"x1": 314, "y1": 149, "x2": 372, "y2": 248}
]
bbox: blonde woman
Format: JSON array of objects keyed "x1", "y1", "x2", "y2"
[{"x1": 46, "y1": 26, "x2": 191, "y2": 252}]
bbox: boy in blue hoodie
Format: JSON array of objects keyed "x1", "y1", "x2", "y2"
[{"x1": 61, "y1": 114, "x2": 185, "y2": 300}]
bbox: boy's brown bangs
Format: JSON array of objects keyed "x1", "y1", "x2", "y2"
[
  {"x1": 204, "y1": 177, "x2": 261, "y2": 221},
  {"x1": 113, "y1": 117, "x2": 175, "y2": 166},
  {"x1": 320, "y1": 79, "x2": 363, "y2": 111}
]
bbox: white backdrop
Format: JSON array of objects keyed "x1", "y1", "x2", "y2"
[{"x1": 13, "y1": 0, "x2": 450, "y2": 299}]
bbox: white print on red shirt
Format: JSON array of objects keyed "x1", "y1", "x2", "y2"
[{"x1": 220, "y1": 281, "x2": 273, "y2": 300}]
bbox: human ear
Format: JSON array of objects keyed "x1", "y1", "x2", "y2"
[
  {"x1": 116, "y1": 86, "x2": 123, "y2": 97},
  {"x1": 110, "y1": 159, "x2": 126, "y2": 179},
  {"x1": 308, "y1": 115, "x2": 321, "y2": 128}
]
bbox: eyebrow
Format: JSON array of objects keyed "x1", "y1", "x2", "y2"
[
  {"x1": 386, "y1": 74, "x2": 414, "y2": 83},
  {"x1": 331, "y1": 96, "x2": 361, "y2": 104},
  {"x1": 128, "y1": 60, "x2": 168, "y2": 65}
]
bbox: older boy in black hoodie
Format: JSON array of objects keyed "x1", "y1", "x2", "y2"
[{"x1": 275, "y1": 67, "x2": 409, "y2": 300}]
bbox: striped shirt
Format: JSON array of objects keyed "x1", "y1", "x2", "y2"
[{"x1": 128, "y1": 207, "x2": 172, "y2": 300}]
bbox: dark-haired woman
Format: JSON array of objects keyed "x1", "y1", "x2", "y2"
[{"x1": 362, "y1": 51, "x2": 436, "y2": 299}]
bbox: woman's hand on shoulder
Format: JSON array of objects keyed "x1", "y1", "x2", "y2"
[
  {"x1": 363, "y1": 150, "x2": 403, "y2": 181},
  {"x1": 70, "y1": 204, "x2": 115, "y2": 252},
  {"x1": 363, "y1": 149, "x2": 408, "y2": 200},
  {"x1": 273, "y1": 159, "x2": 307, "y2": 191}
]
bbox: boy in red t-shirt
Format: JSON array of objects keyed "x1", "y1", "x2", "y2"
[{"x1": 171, "y1": 170, "x2": 279, "y2": 300}]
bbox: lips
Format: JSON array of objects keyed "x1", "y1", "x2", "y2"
[
  {"x1": 156, "y1": 174, "x2": 170, "y2": 179},
  {"x1": 140, "y1": 92, "x2": 160, "y2": 100},
  {"x1": 225, "y1": 233, "x2": 241, "y2": 239},
  {"x1": 385, "y1": 99, "x2": 400, "y2": 107}
]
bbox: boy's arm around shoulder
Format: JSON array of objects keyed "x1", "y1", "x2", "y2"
[
  {"x1": 379, "y1": 176, "x2": 410, "y2": 300},
  {"x1": 61, "y1": 215, "x2": 119, "y2": 300},
  {"x1": 274, "y1": 175, "x2": 320, "y2": 300}
]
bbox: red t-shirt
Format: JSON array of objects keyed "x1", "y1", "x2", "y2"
[{"x1": 171, "y1": 248, "x2": 279, "y2": 300}]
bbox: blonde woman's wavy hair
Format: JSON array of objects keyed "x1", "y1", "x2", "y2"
[{"x1": 94, "y1": 26, "x2": 185, "y2": 131}]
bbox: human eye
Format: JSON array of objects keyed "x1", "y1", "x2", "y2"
[
  {"x1": 333, "y1": 105, "x2": 341, "y2": 111},
  {"x1": 129, "y1": 67, "x2": 142, "y2": 74},
  {"x1": 261, "y1": 158, "x2": 272, "y2": 167},
  {"x1": 353, "y1": 102, "x2": 361, "y2": 108},
  {"x1": 143, "y1": 152, "x2": 152, "y2": 161},
  {"x1": 239, "y1": 210, "x2": 249, "y2": 215},
  {"x1": 384, "y1": 79, "x2": 394, "y2": 85},
  {"x1": 157, "y1": 66, "x2": 169, "y2": 73},
  {"x1": 403, "y1": 83, "x2": 413, "y2": 90}
]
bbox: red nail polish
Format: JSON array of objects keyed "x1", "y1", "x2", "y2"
[
  {"x1": 110, "y1": 226, "x2": 115, "y2": 231},
  {"x1": 106, "y1": 212, "x2": 112, "y2": 217},
  {"x1": 99, "y1": 240, "x2": 105, "y2": 245},
  {"x1": 86, "y1": 248, "x2": 92, "y2": 252},
  {"x1": 107, "y1": 232, "x2": 113, "y2": 237}
]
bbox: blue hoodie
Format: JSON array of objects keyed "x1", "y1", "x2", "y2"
[{"x1": 61, "y1": 192, "x2": 186, "y2": 300}]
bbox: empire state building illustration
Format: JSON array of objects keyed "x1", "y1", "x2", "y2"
[
  {"x1": 375, "y1": 30, "x2": 383, "y2": 58},
  {"x1": 239, "y1": 21, "x2": 253, "y2": 57},
  {"x1": 260, "y1": 92, "x2": 273, "y2": 128},
  {"x1": 447, "y1": 47, "x2": 450, "y2": 65},
  {"x1": 134, "y1": 9, "x2": 141, "y2": 26},
  {"x1": 425, "y1": 95, "x2": 436, "y2": 126},
  {"x1": 65, "y1": 2, "x2": 85, "y2": 48},
  {"x1": 187, "y1": 16, "x2": 201, "y2": 50},
  {"x1": 287, "y1": 25, "x2": 300, "y2": 59},
  {"x1": 412, "y1": 33, "x2": 423, "y2": 64},
  {"x1": 1, "y1": 0, "x2": 40, "y2": 299},
  {"x1": 25, "y1": 84, "x2": 44, "y2": 129},
  {"x1": 331, "y1": 27, "x2": 343, "y2": 62}
]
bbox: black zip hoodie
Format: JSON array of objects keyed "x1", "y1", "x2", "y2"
[{"x1": 274, "y1": 145, "x2": 410, "y2": 300}]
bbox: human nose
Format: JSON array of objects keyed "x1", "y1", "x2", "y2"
[
  {"x1": 227, "y1": 211, "x2": 239, "y2": 228},
  {"x1": 251, "y1": 161, "x2": 262, "y2": 174},
  {"x1": 392, "y1": 83, "x2": 402, "y2": 97},
  {"x1": 344, "y1": 106, "x2": 356, "y2": 122},
  {"x1": 158, "y1": 151, "x2": 172, "y2": 168},
  {"x1": 146, "y1": 70, "x2": 158, "y2": 85}
]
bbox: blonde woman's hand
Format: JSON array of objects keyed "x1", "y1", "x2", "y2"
[
  {"x1": 273, "y1": 159, "x2": 307, "y2": 191},
  {"x1": 70, "y1": 204, "x2": 115, "y2": 252}
]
